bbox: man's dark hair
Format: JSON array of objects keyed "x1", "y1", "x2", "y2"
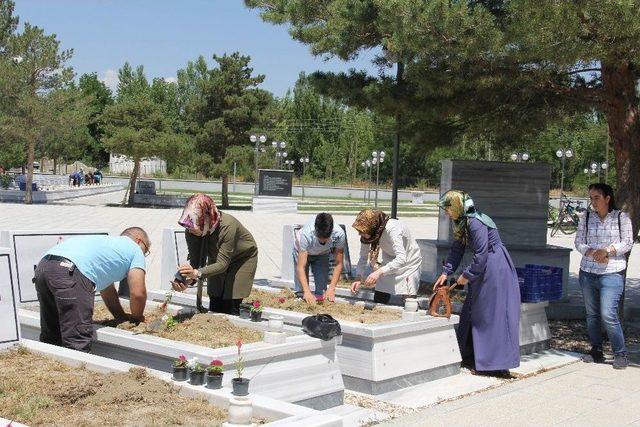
[
  {"x1": 588, "y1": 183, "x2": 617, "y2": 212},
  {"x1": 121, "y1": 227, "x2": 151, "y2": 246},
  {"x1": 314, "y1": 213, "x2": 334, "y2": 239}
]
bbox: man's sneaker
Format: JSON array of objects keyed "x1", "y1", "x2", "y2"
[
  {"x1": 613, "y1": 353, "x2": 629, "y2": 370},
  {"x1": 582, "y1": 348, "x2": 605, "y2": 363}
]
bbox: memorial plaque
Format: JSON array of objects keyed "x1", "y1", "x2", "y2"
[
  {"x1": 258, "y1": 169, "x2": 293, "y2": 197},
  {"x1": 136, "y1": 180, "x2": 156, "y2": 195},
  {"x1": 0, "y1": 249, "x2": 20, "y2": 348},
  {"x1": 0, "y1": 231, "x2": 108, "y2": 303}
]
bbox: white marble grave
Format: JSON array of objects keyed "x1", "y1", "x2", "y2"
[
  {"x1": 20, "y1": 339, "x2": 342, "y2": 426},
  {"x1": 19, "y1": 299, "x2": 344, "y2": 410}
]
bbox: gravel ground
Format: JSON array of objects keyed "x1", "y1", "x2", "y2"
[{"x1": 549, "y1": 319, "x2": 640, "y2": 355}]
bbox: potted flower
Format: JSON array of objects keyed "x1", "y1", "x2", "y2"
[
  {"x1": 189, "y1": 357, "x2": 206, "y2": 386},
  {"x1": 239, "y1": 302, "x2": 252, "y2": 319},
  {"x1": 172, "y1": 355, "x2": 188, "y2": 381},
  {"x1": 250, "y1": 300, "x2": 263, "y2": 322},
  {"x1": 206, "y1": 359, "x2": 224, "y2": 389},
  {"x1": 232, "y1": 340, "x2": 250, "y2": 396}
]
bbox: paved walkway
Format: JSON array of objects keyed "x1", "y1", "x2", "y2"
[{"x1": 382, "y1": 357, "x2": 640, "y2": 426}]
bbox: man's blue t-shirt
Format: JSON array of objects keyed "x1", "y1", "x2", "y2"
[
  {"x1": 45, "y1": 235, "x2": 146, "y2": 291},
  {"x1": 295, "y1": 219, "x2": 346, "y2": 256}
]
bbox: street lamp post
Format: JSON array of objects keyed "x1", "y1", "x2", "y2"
[
  {"x1": 361, "y1": 161, "x2": 369, "y2": 203},
  {"x1": 510, "y1": 152, "x2": 530, "y2": 162},
  {"x1": 555, "y1": 148, "x2": 574, "y2": 197},
  {"x1": 299, "y1": 156, "x2": 309, "y2": 199},
  {"x1": 272, "y1": 141, "x2": 287, "y2": 168},
  {"x1": 372, "y1": 150, "x2": 386, "y2": 208},
  {"x1": 589, "y1": 161, "x2": 608, "y2": 182},
  {"x1": 250, "y1": 134, "x2": 267, "y2": 195},
  {"x1": 366, "y1": 159, "x2": 372, "y2": 204}
]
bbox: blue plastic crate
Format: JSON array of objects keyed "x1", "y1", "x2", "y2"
[{"x1": 519, "y1": 264, "x2": 563, "y2": 303}]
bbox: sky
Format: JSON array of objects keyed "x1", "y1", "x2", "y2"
[{"x1": 12, "y1": 0, "x2": 380, "y2": 97}]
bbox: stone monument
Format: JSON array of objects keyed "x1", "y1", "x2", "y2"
[
  {"x1": 252, "y1": 169, "x2": 297, "y2": 214},
  {"x1": 418, "y1": 160, "x2": 571, "y2": 297}
]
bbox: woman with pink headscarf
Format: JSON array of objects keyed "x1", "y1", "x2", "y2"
[{"x1": 172, "y1": 193, "x2": 258, "y2": 315}]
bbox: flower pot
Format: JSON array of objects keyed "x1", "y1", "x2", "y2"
[
  {"x1": 250, "y1": 311, "x2": 262, "y2": 322},
  {"x1": 232, "y1": 377, "x2": 250, "y2": 396},
  {"x1": 189, "y1": 370, "x2": 205, "y2": 386},
  {"x1": 206, "y1": 372, "x2": 223, "y2": 389},
  {"x1": 404, "y1": 298, "x2": 419, "y2": 312},
  {"x1": 239, "y1": 304, "x2": 251, "y2": 319},
  {"x1": 268, "y1": 315, "x2": 284, "y2": 332},
  {"x1": 172, "y1": 366, "x2": 188, "y2": 381}
]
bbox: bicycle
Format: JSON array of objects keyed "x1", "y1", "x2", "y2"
[{"x1": 550, "y1": 196, "x2": 586, "y2": 236}]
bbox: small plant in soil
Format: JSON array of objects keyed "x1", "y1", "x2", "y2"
[
  {"x1": 189, "y1": 357, "x2": 206, "y2": 386},
  {"x1": 206, "y1": 359, "x2": 224, "y2": 389},
  {"x1": 250, "y1": 300, "x2": 263, "y2": 322},
  {"x1": 172, "y1": 355, "x2": 188, "y2": 381},
  {"x1": 232, "y1": 340, "x2": 250, "y2": 396},
  {"x1": 162, "y1": 314, "x2": 177, "y2": 329},
  {"x1": 161, "y1": 291, "x2": 173, "y2": 311}
]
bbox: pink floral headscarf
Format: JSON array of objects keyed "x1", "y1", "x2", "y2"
[{"x1": 178, "y1": 193, "x2": 221, "y2": 235}]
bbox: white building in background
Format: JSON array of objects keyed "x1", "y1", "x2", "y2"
[{"x1": 109, "y1": 153, "x2": 167, "y2": 175}]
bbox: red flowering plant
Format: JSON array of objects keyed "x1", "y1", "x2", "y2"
[
  {"x1": 316, "y1": 295, "x2": 325, "y2": 304},
  {"x1": 235, "y1": 340, "x2": 245, "y2": 379},
  {"x1": 207, "y1": 359, "x2": 224, "y2": 375},
  {"x1": 278, "y1": 297, "x2": 286, "y2": 304},
  {"x1": 173, "y1": 354, "x2": 188, "y2": 368},
  {"x1": 250, "y1": 300, "x2": 263, "y2": 313}
]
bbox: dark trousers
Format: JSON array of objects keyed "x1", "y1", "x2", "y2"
[
  {"x1": 209, "y1": 298, "x2": 242, "y2": 315},
  {"x1": 374, "y1": 290, "x2": 391, "y2": 304},
  {"x1": 34, "y1": 258, "x2": 96, "y2": 352}
]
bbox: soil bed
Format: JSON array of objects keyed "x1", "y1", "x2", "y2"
[
  {"x1": 246, "y1": 288, "x2": 402, "y2": 324},
  {"x1": 0, "y1": 347, "x2": 227, "y2": 426},
  {"x1": 92, "y1": 305, "x2": 263, "y2": 349}
]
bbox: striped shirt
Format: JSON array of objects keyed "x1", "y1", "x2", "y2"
[{"x1": 574, "y1": 209, "x2": 633, "y2": 274}]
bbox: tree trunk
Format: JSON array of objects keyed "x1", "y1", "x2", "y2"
[
  {"x1": 127, "y1": 158, "x2": 140, "y2": 206},
  {"x1": 53, "y1": 158, "x2": 58, "y2": 175},
  {"x1": 24, "y1": 141, "x2": 35, "y2": 204},
  {"x1": 221, "y1": 173, "x2": 229, "y2": 208},
  {"x1": 601, "y1": 62, "x2": 640, "y2": 238}
]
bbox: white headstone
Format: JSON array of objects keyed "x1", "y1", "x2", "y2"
[
  {"x1": 0, "y1": 247, "x2": 20, "y2": 349},
  {"x1": 161, "y1": 228, "x2": 189, "y2": 290},
  {"x1": 0, "y1": 230, "x2": 109, "y2": 303}
]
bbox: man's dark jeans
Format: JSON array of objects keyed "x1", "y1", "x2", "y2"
[{"x1": 34, "y1": 257, "x2": 96, "y2": 352}]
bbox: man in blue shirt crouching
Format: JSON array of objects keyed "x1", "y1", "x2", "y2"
[{"x1": 34, "y1": 227, "x2": 150, "y2": 352}]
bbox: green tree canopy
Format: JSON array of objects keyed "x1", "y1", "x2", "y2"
[{"x1": 247, "y1": 0, "x2": 640, "y2": 235}]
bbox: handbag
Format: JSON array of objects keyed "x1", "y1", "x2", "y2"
[
  {"x1": 428, "y1": 286, "x2": 453, "y2": 319},
  {"x1": 301, "y1": 314, "x2": 342, "y2": 341}
]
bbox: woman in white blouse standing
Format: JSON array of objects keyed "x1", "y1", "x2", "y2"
[
  {"x1": 350, "y1": 209, "x2": 422, "y2": 304},
  {"x1": 575, "y1": 183, "x2": 633, "y2": 370}
]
